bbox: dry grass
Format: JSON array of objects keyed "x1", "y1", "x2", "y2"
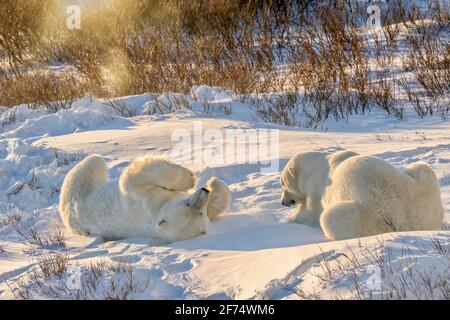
[
  {"x1": 282, "y1": 235, "x2": 450, "y2": 300},
  {"x1": 51, "y1": 147, "x2": 86, "y2": 167},
  {"x1": 8, "y1": 256, "x2": 149, "y2": 300},
  {"x1": 253, "y1": 92, "x2": 300, "y2": 126},
  {"x1": 0, "y1": 0, "x2": 448, "y2": 125},
  {"x1": 7, "y1": 251, "x2": 69, "y2": 299},
  {"x1": 0, "y1": 210, "x2": 24, "y2": 228},
  {"x1": 16, "y1": 225, "x2": 66, "y2": 249},
  {"x1": 36, "y1": 252, "x2": 70, "y2": 279},
  {"x1": 0, "y1": 107, "x2": 17, "y2": 129},
  {"x1": 0, "y1": 70, "x2": 87, "y2": 109}
]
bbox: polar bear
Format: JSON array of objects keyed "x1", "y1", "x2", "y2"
[
  {"x1": 60, "y1": 155, "x2": 231, "y2": 242},
  {"x1": 280, "y1": 150, "x2": 359, "y2": 226},
  {"x1": 280, "y1": 152, "x2": 330, "y2": 226},
  {"x1": 281, "y1": 151, "x2": 443, "y2": 240}
]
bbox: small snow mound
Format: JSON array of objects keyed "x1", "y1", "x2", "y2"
[
  {"x1": 3, "y1": 97, "x2": 119, "y2": 139},
  {"x1": 143, "y1": 93, "x2": 191, "y2": 115},
  {"x1": 190, "y1": 85, "x2": 235, "y2": 103},
  {"x1": 0, "y1": 138, "x2": 84, "y2": 211}
]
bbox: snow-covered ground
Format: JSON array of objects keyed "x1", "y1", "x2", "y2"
[{"x1": 0, "y1": 86, "x2": 449, "y2": 299}]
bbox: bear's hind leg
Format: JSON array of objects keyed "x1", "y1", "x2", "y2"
[
  {"x1": 59, "y1": 154, "x2": 109, "y2": 235},
  {"x1": 119, "y1": 156, "x2": 195, "y2": 196},
  {"x1": 320, "y1": 201, "x2": 374, "y2": 240}
]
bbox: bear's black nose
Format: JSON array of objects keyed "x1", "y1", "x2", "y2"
[{"x1": 282, "y1": 200, "x2": 295, "y2": 207}]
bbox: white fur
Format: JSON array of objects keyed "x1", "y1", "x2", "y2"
[
  {"x1": 206, "y1": 177, "x2": 232, "y2": 221},
  {"x1": 326, "y1": 150, "x2": 359, "y2": 175},
  {"x1": 280, "y1": 152, "x2": 329, "y2": 226},
  {"x1": 60, "y1": 155, "x2": 231, "y2": 241},
  {"x1": 281, "y1": 151, "x2": 444, "y2": 240}
]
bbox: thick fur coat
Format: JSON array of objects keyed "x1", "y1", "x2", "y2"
[
  {"x1": 281, "y1": 151, "x2": 444, "y2": 240},
  {"x1": 60, "y1": 155, "x2": 231, "y2": 241}
]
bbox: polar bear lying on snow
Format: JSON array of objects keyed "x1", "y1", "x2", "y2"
[
  {"x1": 281, "y1": 151, "x2": 444, "y2": 240},
  {"x1": 60, "y1": 155, "x2": 231, "y2": 242}
]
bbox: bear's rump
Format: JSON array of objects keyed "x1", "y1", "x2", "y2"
[{"x1": 326, "y1": 156, "x2": 412, "y2": 208}]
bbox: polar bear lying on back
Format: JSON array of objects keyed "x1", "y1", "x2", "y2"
[
  {"x1": 60, "y1": 155, "x2": 231, "y2": 242},
  {"x1": 281, "y1": 151, "x2": 444, "y2": 240}
]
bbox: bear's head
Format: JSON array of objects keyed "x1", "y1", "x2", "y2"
[
  {"x1": 280, "y1": 152, "x2": 329, "y2": 207},
  {"x1": 280, "y1": 161, "x2": 306, "y2": 207},
  {"x1": 156, "y1": 187, "x2": 210, "y2": 242}
]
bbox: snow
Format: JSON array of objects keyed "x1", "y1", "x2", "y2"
[
  {"x1": 1, "y1": 97, "x2": 131, "y2": 139},
  {"x1": 0, "y1": 85, "x2": 449, "y2": 300}
]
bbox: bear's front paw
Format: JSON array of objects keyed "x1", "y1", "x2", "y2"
[{"x1": 294, "y1": 210, "x2": 321, "y2": 228}]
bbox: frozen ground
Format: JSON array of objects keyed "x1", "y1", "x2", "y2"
[{"x1": 0, "y1": 86, "x2": 449, "y2": 299}]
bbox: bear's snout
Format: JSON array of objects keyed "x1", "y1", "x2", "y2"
[{"x1": 281, "y1": 199, "x2": 295, "y2": 207}]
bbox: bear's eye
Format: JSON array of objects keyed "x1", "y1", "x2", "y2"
[{"x1": 158, "y1": 219, "x2": 167, "y2": 226}]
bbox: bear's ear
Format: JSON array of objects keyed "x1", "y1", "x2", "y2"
[{"x1": 281, "y1": 161, "x2": 300, "y2": 194}]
